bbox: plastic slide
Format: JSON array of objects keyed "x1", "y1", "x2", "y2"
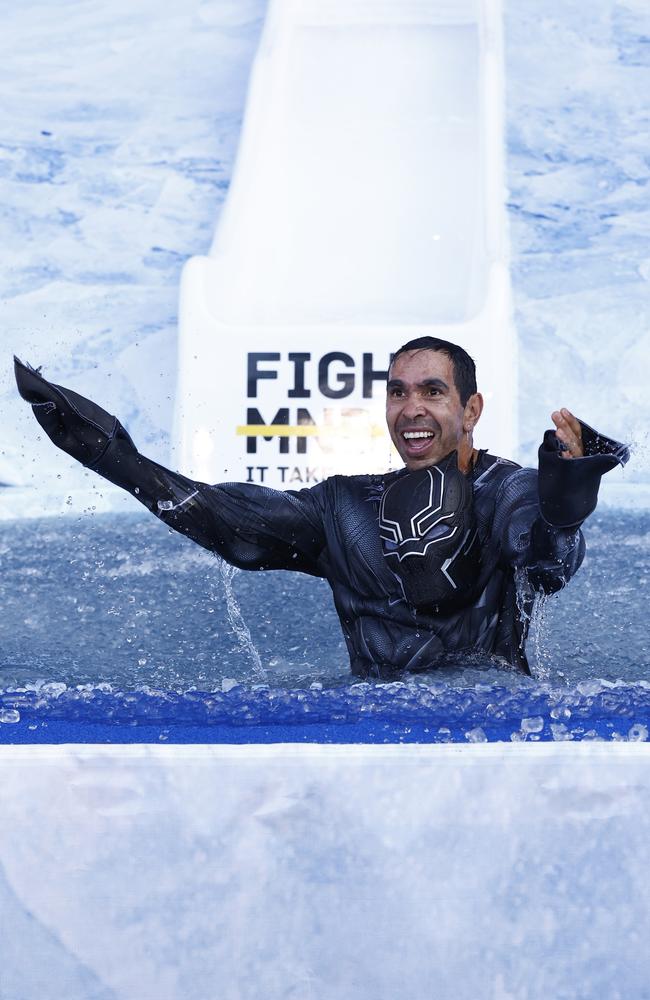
[{"x1": 173, "y1": 0, "x2": 515, "y2": 489}]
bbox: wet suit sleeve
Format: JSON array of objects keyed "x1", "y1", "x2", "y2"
[
  {"x1": 494, "y1": 420, "x2": 629, "y2": 594},
  {"x1": 14, "y1": 358, "x2": 327, "y2": 575},
  {"x1": 97, "y1": 444, "x2": 327, "y2": 575},
  {"x1": 493, "y1": 468, "x2": 586, "y2": 594}
]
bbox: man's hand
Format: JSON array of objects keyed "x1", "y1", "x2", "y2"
[
  {"x1": 14, "y1": 356, "x2": 118, "y2": 467},
  {"x1": 551, "y1": 408, "x2": 584, "y2": 460}
]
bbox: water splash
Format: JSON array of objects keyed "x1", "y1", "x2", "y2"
[
  {"x1": 157, "y1": 490, "x2": 199, "y2": 512},
  {"x1": 514, "y1": 568, "x2": 554, "y2": 683},
  {"x1": 528, "y1": 592, "x2": 553, "y2": 682},
  {"x1": 216, "y1": 558, "x2": 266, "y2": 680},
  {"x1": 627, "y1": 426, "x2": 650, "y2": 479}
]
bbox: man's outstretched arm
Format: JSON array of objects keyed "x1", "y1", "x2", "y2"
[
  {"x1": 496, "y1": 408, "x2": 629, "y2": 593},
  {"x1": 14, "y1": 358, "x2": 327, "y2": 575}
]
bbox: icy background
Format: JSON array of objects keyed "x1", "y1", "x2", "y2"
[{"x1": 1, "y1": 0, "x2": 649, "y2": 490}]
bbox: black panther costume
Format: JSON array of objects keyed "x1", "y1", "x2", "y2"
[{"x1": 14, "y1": 357, "x2": 629, "y2": 678}]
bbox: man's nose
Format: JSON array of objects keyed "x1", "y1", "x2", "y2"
[{"x1": 401, "y1": 395, "x2": 428, "y2": 420}]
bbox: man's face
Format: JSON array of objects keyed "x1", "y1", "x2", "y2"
[{"x1": 386, "y1": 350, "x2": 469, "y2": 471}]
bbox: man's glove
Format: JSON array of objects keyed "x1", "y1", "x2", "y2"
[
  {"x1": 14, "y1": 356, "x2": 134, "y2": 469},
  {"x1": 538, "y1": 419, "x2": 629, "y2": 528}
]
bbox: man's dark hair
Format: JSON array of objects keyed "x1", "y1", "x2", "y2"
[{"x1": 390, "y1": 336, "x2": 477, "y2": 406}]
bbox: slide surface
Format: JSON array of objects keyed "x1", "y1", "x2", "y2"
[{"x1": 174, "y1": 0, "x2": 516, "y2": 487}]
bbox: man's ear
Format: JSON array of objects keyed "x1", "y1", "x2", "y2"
[{"x1": 463, "y1": 392, "x2": 484, "y2": 433}]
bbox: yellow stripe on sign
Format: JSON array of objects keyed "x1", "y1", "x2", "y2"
[
  {"x1": 236, "y1": 424, "x2": 387, "y2": 438},
  {"x1": 236, "y1": 425, "x2": 320, "y2": 437}
]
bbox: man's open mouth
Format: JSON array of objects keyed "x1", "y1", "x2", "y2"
[{"x1": 401, "y1": 429, "x2": 435, "y2": 453}]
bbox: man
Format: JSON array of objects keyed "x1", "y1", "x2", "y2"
[{"x1": 14, "y1": 338, "x2": 628, "y2": 677}]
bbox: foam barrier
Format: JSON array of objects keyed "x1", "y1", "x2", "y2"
[{"x1": 1, "y1": 742, "x2": 649, "y2": 999}]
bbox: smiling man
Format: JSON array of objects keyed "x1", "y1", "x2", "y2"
[
  {"x1": 15, "y1": 338, "x2": 628, "y2": 677},
  {"x1": 387, "y1": 342, "x2": 483, "y2": 472}
]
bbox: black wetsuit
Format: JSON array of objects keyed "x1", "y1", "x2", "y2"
[
  {"x1": 86, "y1": 436, "x2": 583, "y2": 676},
  {"x1": 14, "y1": 358, "x2": 628, "y2": 678}
]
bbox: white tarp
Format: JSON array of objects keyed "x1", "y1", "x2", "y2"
[{"x1": 1, "y1": 743, "x2": 649, "y2": 999}]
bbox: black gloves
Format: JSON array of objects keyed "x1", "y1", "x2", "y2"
[
  {"x1": 14, "y1": 356, "x2": 134, "y2": 469},
  {"x1": 538, "y1": 419, "x2": 629, "y2": 528}
]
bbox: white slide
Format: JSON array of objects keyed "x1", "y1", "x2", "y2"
[{"x1": 173, "y1": 0, "x2": 515, "y2": 489}]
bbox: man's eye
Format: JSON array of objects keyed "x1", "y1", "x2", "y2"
[
  {"x1": 426, "y1": 388, "x2": 440, "y2": 396},
  {"x1": 389, "y1": 388, "x2": 404, "y2": 398}
]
